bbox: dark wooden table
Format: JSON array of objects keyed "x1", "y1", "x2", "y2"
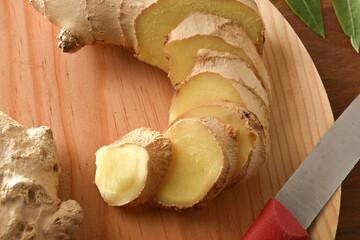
[{"x1": 270, "y1": 0, "x2": 360, "y2": 239}]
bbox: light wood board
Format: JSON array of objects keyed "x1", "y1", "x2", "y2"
[{"x1": 0, "y1": 0, "x2": 339, "y2": 239}]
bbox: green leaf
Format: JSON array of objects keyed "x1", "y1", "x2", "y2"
[
  {"x1": 286, "y1": 0, "x2": 325, "y2": 37},
  {"x1": 331, "y1": 0, "x2": 360, "y2": 53}
]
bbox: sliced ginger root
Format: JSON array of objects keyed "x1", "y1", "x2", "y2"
[
  {"x1": 0, "y1": 111, "x2": 83, "y2": 239},
  {"x1": 135, "y1": 0, "x2": 264, "y2": 71},
  {"x1": 30, "y1": 0, "x2": 264, "y2": 70},
  {"x1": 164, "y1": 13, "x2": 271, "y2": 96},
  {"x1": 174, "y1": 102, "x2": 266, "y2": 183},
  {"x1": 95, "y1": 128, "x2": 172, "y2": 206},
  {"x1": 150, "y1": 117, "x2": 238, "y2": 209},
  {"x1": 169, "y1": 76, "x2": 269, "y2": 132},
  {"x1": 169, "y1": 49, "x2": 269, "y2": 129},
  {"x1": 29, "y1": 0, "x2": 272, "y2": 210},
  {"x1": 168, "y1": 72, "x2": 268, "y2": 129},
  {"x1": 191, "y1": 49, "x2": 270, "y2": 108}
]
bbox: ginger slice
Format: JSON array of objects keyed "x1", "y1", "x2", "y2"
[
  {"x1": 168, "y1": 71, "x2": 269, "y2": 131},
  {"x1": 95, "y1": 144, "x2": 150, "y2": 205},
  {"x1": 164, "y1": 13, "x2": 271, "y2": 97},
  {"x1": 150, "y1": 117, "x2": 238, "y2": 209},
  {"x1": 175, "y1": 102, "x2": 266, "y2": 183},
  {"x1": 193, "y1": 49, "x2": 270, "y2": 108},
  {"x1": 0, "y1": 111, "x2": 83, "y2": 239},
  {"x1": 135, "y1": 0, "x2": 265, "y2": 71},
  {"x1": 95, "y1": 128, "x2": 172, "y2": 206}
]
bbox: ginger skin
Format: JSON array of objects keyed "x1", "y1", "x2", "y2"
[{"x1": 0, "y1": 111, "x2": 83, "y2": 240}]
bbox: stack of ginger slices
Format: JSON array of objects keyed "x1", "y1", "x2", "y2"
[
  {"x1": 30, "y1": 0, "x2": 271, "y2": 210},
  {"x1": 95, "y1": 6, "x2": 271, "y2": 210}
]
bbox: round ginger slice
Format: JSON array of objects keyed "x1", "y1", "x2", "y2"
[
  {"x1": 169, "y1": 71, "x2": 269, "y2": 131},
  {"x1": 95, "y1": 128, "x2": 172, "y2": 206},
  {"x1": 164, "y1": 12, "x2": 271, "y2": 97},
  {"x1": 175, "y1": 102, "x2": 267, "y2": 184},
  {"x1": 150, "y1": 117, "x2": 238, "y2": 210}
]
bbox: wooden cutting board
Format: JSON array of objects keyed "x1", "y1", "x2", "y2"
[{"x1": 0, "y1": 0, "x2": 340, "y2": 239}]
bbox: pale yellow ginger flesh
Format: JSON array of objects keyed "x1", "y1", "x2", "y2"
[
  {"x1": 164, "y1": 13, "x2": 271, "y2": 97},
  {"x1": 153, "y1": 119, "x2": 231, "y2": 208},
  {"x1": 95, "y1": 144, "x2": 149, "y2": 206},
  {"x1": 169, "y1": 71, "x2": 269, "y2": 125},
  {"x1": 176, "y1": 104, "x2": 256, "y2": 183},
  {"x1": 169, "y1": 73, "x2": 243, "y2": 122},
  {"x1": 136, "y1": 0, "x2": 264, "y2": 71},
  {"x1": 189, "y1": 49, "x2": 270, "y2": 109},
  {"x1": 156, "y1": 121, "x2": 222, "y2": 205},
  {"x1": 165, "y1": 36, "x2": 253, "y2": 86}
]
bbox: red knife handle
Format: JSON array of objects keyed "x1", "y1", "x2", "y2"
[{"x1": 241, "y1": 198, "x2": 308, "y2": 240}]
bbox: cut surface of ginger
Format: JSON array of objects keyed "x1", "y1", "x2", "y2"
[
  {"x1": 169, "y1": 72, "x2": 246, "y2": 122},
  {"x1": 166, "y1": 36, "x2": 254, "y2": 86},
  {"x1": 154, "y1": 120, "x2": 224, "y2": 207},
  {"x1": 169, "y1": 71, "x2": 269, "y2": 129},
  {"x1": 136, "y1": 0, "x2": 264, "y2": 71},
  {"x1": 176, "y1": 104, "x2": 256, "y2": 182},
  {"x1": 95, "y1": 144, "x2": 149, "y2": 206}
]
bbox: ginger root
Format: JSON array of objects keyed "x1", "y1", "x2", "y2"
[
  {"x1": 30, "y1": 0, "x2": 265, "y2": 71},
  {"x1": 29, "y1": 0, "x2": 272, "y2": 209},
  {"x1": 0, "y1": 111, "x2": 83, "y2": 240}
]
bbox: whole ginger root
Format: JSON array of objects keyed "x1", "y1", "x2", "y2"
[{"x1": 0, "y1": 111, "x2": 83, "y2": 240}]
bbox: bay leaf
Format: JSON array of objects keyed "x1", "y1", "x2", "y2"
[
  {"x1": 331, "y1": 0, "x2": 360, "y2": 52},
  {"x1": 286, "y1": 0, "x2": 325, "y2": 37}
]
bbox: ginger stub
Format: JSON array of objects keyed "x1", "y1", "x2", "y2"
[
  {"x1": 151, "y1": 117, "x2": 238, "y2": 209},
  {"x1": 95, "y1": 128, "x2": 172, "y2": 206}
]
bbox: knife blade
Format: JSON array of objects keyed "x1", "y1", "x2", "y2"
[{"x1": 242, "y1": 94, "x2": 360, "y2": 240}]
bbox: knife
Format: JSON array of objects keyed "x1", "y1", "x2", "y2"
[{"x1": 241, "y1": 94, "x2": 360, "y2": 240}]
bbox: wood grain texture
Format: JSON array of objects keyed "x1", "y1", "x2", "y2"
[
  {"x1": 270, "y1": 1, "x2": 360, "y2": 239},
  {"x1": 0, "y1": 0, "x2": 340, "y2": 239}
]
